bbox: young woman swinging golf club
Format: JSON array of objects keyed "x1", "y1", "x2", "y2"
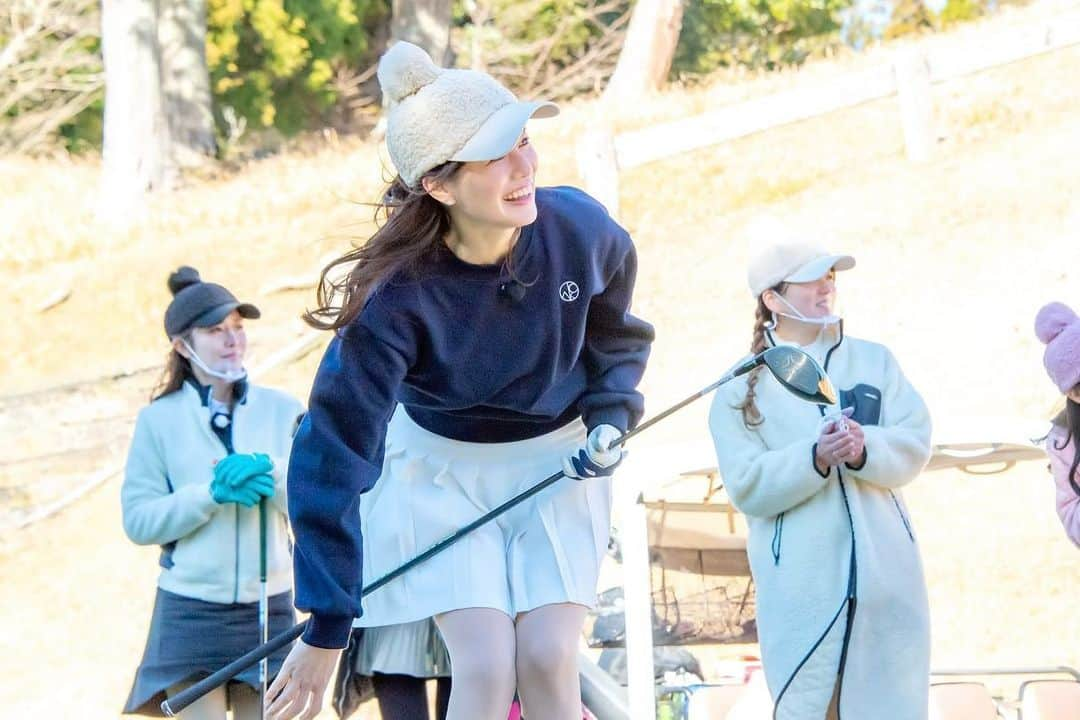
[
  {"x1": 266, "y1": 41, "x2": 654, "y2": 720},
  {"x1": 708, "y1": 238, "x2": 933, "y2": 720},
  {"x1": 122, "y1": 267, "x2": 305, "y2": 718}
]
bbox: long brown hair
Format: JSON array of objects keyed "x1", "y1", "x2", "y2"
[
  {"x1": 305, "y1": 163, "x2": 464, "y2": 332},
  {"x1": 735, "y1": 282, "x2": 787, "y2": 428},
  {"x1": 151, "y1": 337, "x2": 193, "y2": 402},
  {"x1": 1052, "y1": 397, "x2": 1080, "y2": 497}
]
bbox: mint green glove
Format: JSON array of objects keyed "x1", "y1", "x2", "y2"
[
  {"x1": 241, "y1": 473, "x2": 276, "y2": 499},
  {"x1": 213, "y1": 452, "x2": 274, "y2": 488},
  {"x1": 210, "y1": 475, "x2": 262, "y2": 507}
]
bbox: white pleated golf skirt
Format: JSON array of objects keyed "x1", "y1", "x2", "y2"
[{"x1": 354, "y1": 405, "x2": 612, "y2": 627}]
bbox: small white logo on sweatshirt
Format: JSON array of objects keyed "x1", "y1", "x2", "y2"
[{"x1": 559, "y1": 281, "x2": 580, "y2": 302}]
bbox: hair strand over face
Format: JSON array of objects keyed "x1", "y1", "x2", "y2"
[{"x1": 304, "y1": 162, "x2": 464, "y2": 332}]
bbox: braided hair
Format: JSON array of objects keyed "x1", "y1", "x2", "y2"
[{"x1": 735, "y1": 282, "x2": 787, "y2": 428}]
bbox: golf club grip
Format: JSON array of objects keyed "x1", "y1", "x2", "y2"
[
  {"x1": 161, "y1": 621, "x2": 307, "y2": 716},
  {"x1": 259, "y1": 499, "x2": 268, "y2": 579}
]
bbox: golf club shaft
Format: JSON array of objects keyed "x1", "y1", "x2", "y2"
[
  {"x1": 611, "y1": 349, "x2": 765, "y2": 450},
  {"x1": 162, "y1": 364, "x2": 756, "y2": 716},
  {"x1": 614, "y1": 371, "x2": 737, "y2": 449},
  {"x1": 258, "y1": 499, "x2": 268, "y2": 720}
]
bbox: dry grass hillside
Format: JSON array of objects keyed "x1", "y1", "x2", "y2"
[{"x1": 1, "y1": 1, "x2": 1078, "y2": 717}]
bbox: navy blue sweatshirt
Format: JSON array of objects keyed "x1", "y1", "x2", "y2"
[{"x1": 287, "y1": 186, "x2": 654, "y2": 648}]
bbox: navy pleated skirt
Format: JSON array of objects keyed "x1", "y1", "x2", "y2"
[{"x1": 123, "y1": 588, "x2": 295, "y2": 716}]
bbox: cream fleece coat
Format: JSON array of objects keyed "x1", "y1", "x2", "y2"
[
  {"x1": 121, "y1": 381, "x2": 304, "y2": 604},
  {"x1": 709, "y1": 326, "x2": 932, "y2": 720}
]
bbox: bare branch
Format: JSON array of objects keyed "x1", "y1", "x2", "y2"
[
  {"x1": 458, "y1": 0, "x2": 632, "y2": 102},
  {"x1": 0, "y1": 0, "x2": 103, "y2": 153}
]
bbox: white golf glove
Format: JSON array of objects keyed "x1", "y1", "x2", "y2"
[{"x1": 563, "y1": 424, "x2": 624, "y2": 480}]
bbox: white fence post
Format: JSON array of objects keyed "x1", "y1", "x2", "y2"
[
  {"x1": 576, "y1": 127, "x2": 621, "y2": 219},
  {"x1": 894, "y1": 51, "x2": 935, "y2": 163},
  {"x1": 621, "y1": 488, "x2": 657, "y2": 720}
]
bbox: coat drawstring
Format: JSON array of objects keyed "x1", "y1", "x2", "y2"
[
  {"x1": 889, "y1": 490, "x2": 915, "y2": 542},
  {"x1": 771, "y1": 512, "x2": 785, "y2": 565}
]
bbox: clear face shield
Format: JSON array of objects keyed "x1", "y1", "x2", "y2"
[
  {"x1": 771, "y1": 289, "x2": 841, "y2": 327},
  {"x1": 180, "y1": 338, "x2": 247, "y2": 383}
]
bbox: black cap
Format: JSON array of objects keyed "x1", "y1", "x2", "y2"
[{"x1": 164, "y1": 266, "x2": 261, "y2": 338}]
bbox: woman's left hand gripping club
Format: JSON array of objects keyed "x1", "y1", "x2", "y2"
[
  {"x1": 214, "y1": 452, "x2": 274, "y2": 487},
  {"x1": 213, "y1": 452, "x2": 276, "y2": 501},
  {"x1": 563, "y1": 424, "x2": 623, "y2": 479}
]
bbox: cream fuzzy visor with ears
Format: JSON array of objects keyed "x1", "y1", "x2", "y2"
[{"x1": 377, "y1": 41, "x2": 558, "y2": 187}]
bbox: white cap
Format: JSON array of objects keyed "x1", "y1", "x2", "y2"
[
  {"x1": 378, "y1": 42, "x2": 558, "y2": 187},
  {"x1": 747, "y1": 242, "x2": 855, "y2": 297},
  {"x1": 450, "y1": 100, "x2": 558, "y2": 162}
]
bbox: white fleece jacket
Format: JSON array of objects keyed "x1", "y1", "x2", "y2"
[
  {"x1": 709, "y1": 326, "x2": 932, "y2": 720},
  {"x1": 121, "y1": 380, "x2": 305, "y2": 604}
]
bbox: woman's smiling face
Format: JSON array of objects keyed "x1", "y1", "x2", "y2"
[
  {"x1": 440, "y1": 132, "x2": 539, "y2": 232},
  {"x1": 770, "y1": 268, "x2": 837, "y2": 320}
]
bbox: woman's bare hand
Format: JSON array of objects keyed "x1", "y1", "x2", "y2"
[
  {"x1": 816, "y1": 425, "x2": 857, "y2": 474},
  {"x1": 843, "y1": 419, "x2": 866, "y2": 465},
  {"x1": 265, "y1": 639, "x2": 341, "y2": 720}
]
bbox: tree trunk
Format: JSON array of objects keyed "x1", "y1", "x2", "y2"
[
  {"x1": 372, "y1": 0, "x2": 453, "y2": 138},
  {"x1": 603, "y1": 0, "x2": 684, "y2": 103},
  {"x1": 100, "y1": 0, "x2": 171, "y2": 220},
  {"x1": 391, "y1": 0, "x2": 453, "y2": 63},
  {"x1": 158, "y1": 0, "x2": 216, "y2": 166}
]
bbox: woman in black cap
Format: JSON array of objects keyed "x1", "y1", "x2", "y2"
[{"x1": 122, "y1": 267, "x2": 305, "y2": 719}]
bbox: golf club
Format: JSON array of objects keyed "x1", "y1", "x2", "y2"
[{"x1": 161, "y1": 344, "x2": 835, "y2": 716}]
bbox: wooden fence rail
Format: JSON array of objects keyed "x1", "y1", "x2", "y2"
[{"x1": 578, "y1": 9, "x2": 1080, "y2": 217}]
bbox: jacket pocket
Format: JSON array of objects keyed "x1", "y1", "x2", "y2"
[
  {"x1": 158, "y1": 541, "x2": 176, "y2": 569},
  {"x1": 839, "y1": 383, "x2": 882, "y2": 427},
  {"x1": 889, "y1": 490, "x2": 915, "y2": 542}
]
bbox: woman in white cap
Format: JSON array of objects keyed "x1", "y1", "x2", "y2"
[
  {"x1": 122, "y1": 267, "x2": 305, "y2": 718},
  {"x1": 266, "y1": 42, "x2": 653, "y2": 720},
  {"x1": 708, "y1": 240, "x2": 932, "y2": 720}
]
